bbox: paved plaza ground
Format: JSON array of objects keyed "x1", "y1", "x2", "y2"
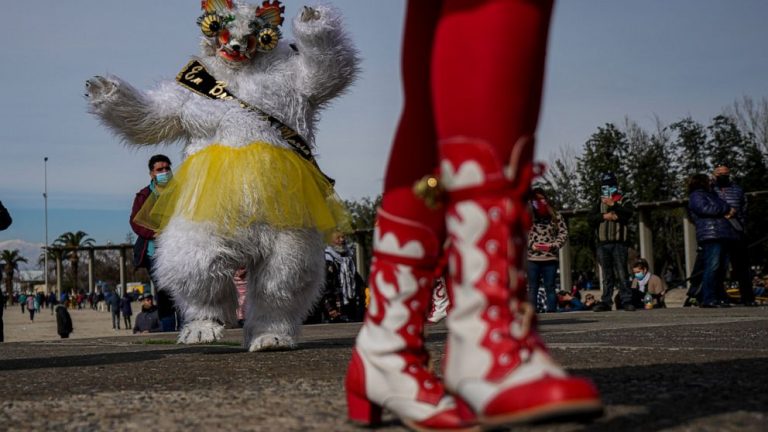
[{"x1": 0, "y1": 292, "x2": 767, "y2": 431}]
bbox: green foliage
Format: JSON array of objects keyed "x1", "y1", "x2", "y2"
[
  {"x1": 53, "y1": 231, "x2": 96, "y2": 294},
  {"x1": 547, "y1": 109, "x2": 768, "y2": 278},
  {"x1": 576, "y1": 123, "x2": 631, "y2": 203},
  {"x1": 670, "y1": 117, "x2": 708, "y2": 180},
  {"x1": 1, "y1": 249, "x2": 28, "y2": 297},
  {"x1": 342, "y1": 195, "x2": 381, "y2": 280},
  {"x1": 342, "y1": 196, "x2": 381, "y2": 232}
]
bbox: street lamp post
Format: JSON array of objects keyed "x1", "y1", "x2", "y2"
[{"x1": 44, "y1": 156, "x2": 49, "y2": 294}]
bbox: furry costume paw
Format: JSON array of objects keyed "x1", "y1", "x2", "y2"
[
  {"x1": 85, "y1": 76, "x2": 119, "y2": 105},
  {"x1": 247, "y1": 333, "x2": 296, "y2": 352},
  {"x1": 177, "y1": 319, "x2": 224, "y2": 344}
]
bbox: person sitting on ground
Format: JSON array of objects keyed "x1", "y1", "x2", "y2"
[
  {"x1": 556, "y1": 291, "x2": 587, "y2": 312},
  {"x1": 583, "y1": 293, "x2": 597, "y2": 310},
  {"x1": 133, "y1": 293, "x2": 161, "y2": 334},
  {"x1": 630, "y1": 258, "x2": 667, "y2": 309}
]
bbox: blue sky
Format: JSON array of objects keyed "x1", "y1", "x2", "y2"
[{"x1": 2, "y1": 0, "x2": 768, "y2": 258}]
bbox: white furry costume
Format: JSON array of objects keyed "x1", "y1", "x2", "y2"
[{"x1": 86, "y1": 1, "x2": 358, "y2": 351}]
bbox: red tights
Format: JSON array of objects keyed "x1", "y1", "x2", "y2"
[{"x1": 382, "y1": 0, "x2": 553, "y2": 234}]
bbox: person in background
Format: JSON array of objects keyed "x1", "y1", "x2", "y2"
[
  {"x1": 133, "y1": 293, "x2": 161, "y2": 334},
  {"x1": 55, "y1": 304, "x2": 73, "y2": 339},
  {"x1": 711, "y1": 163, "x2": 756, "y2": 306},
  {"x1": 324, "y1": 230, "x2": 365, "y2": 322},
  {"x1": 19, "y1": 292, "x2": 27, "y2": 314},
  {"x1": 107, "y1": 291, "x2": 121, "y2": 329},
  {"x1": 629, "y1": 258, "x2": 667, "y2": 309},
  {"x1": 130, "y1": 155, "x2": 178, "y2": 329},
  {"x1": 687, "y1": 174, "x2": 738, "y2": 308},
  {"x1": 556, "y1": 290, "x2": 586, "y2": 312},
  {"x1": 583, "y1": 292, "x2": 597, "y2": 310},
  {"x1": 0, "y1": 198, "x2": 11, "y2": 342},
  {"x1": 26, "y1": 293, "x2": 36, "y2": 321},
  {"x1": 527, "y1": 187, "x2": 568, "y2": 313},
  {"x1": 0, "y1": 200, "x2": 11, "y2": 231},
  {"x1": 0, "y1": 291, "x2": 5, "y2": 342},
  {"x1": 120, "y1": 292, "x2": 133, "y2": 330},
  {"x1": 588, "y1": 172, "x2": 635, "y2": 312},
  {"x1": 234, "y1": 268, "x2": 248, "y2": 328}
]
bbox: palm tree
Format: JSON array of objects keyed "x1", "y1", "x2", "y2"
[
  {"x1": 54, "y1": 231, "x2": 95, "y2": 293},
  {"x1": 1, "y1": 249, "x2": 28, "y2": 299}
]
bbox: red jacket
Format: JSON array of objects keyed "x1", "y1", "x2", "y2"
[{"x1": 131, "y1": 186, "x2": 156, "y2": 240}]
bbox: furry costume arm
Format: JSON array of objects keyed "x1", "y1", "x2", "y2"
[
  {"x1": 291, "y1": 5, "x2": 359, "y2": 107},
  {"x1": 86, "y1": 76, "x2": 189, "y2": 145}
]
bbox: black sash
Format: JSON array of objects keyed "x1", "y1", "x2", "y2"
[{"x1": 176, "y1": 60, "x2": 334, "y2": 184}]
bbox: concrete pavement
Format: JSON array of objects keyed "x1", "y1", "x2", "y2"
[{"x1": 1, "y1": 298, "x2": 767, "y2": 431}]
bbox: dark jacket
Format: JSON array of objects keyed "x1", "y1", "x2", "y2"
[
  {"x1": 713, "y1": 182, "x2": 746, "y2": 235},
  {"x1": 688, "y1": 189, "x2": 738, "y2": 243},
  {"x1": 0, "y1": 201, "x2": 11, "y2": 231},
  {"x1": 133, "y1": 306, "x2": 161, "y2": 334},
  {"x1": 587, "y1": 195, "x2": 634, "y2": 245},
  {"x1": 120, "y1": 296, "x2": 133, "y2": 316},
  {"x1": 131, "y1": 186, "x2": 155, "y2": 268},
  {"x1": 55, "y1": 305, "x2": 73, "y2": 337},
  {"x1": 107, "y1": 293, "x2": 121, "y2": 312}
]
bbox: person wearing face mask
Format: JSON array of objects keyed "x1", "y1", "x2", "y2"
[
  {"x1": 588, "y1": 172, "x2": 635, "y2": 312},
  {"x1": 629, "y1": 258, "x2": 666, "y2": 309},
  {"x1": 711, "y1": 163, "x2": 757, "y2": 307},
  {"x1": 527, "y1": 188, "x2": 568, "y2": 313},
  {"x1": 130, "y1": 154, "x2": 173, "y2": 296}
]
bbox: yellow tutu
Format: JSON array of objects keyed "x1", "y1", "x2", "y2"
[{"x1": 133, "y1": 142, "x2": 349, "y2": 237}]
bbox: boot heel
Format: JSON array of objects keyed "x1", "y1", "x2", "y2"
[{"x1": 347, "y1": 391, "x2": 383, "y2": 425}]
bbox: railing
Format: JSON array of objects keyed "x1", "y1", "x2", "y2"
[{"x1": 558, "y1": 190, "x2": 768, "y2": 292}]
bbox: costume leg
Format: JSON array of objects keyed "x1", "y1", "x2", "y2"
[
  {"x1": 243, "y1": 227, "x2": 325, "y2": 352},
  {"x1": 154, "y1": 217, "x2": 239, "y2": 344},
  {"x1": 434, "y1": 0, "x2": 602, "y2": 426},
  {"x1": 346, "y1": 1, "x2": 475, "y2": 430}
]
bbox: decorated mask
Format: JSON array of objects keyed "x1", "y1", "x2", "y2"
[{"x1": 197, "y1": 0, "x2": 285, "y2": 63}]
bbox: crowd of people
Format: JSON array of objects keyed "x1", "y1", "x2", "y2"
[{"x1": 525, "y1": 164, "x2": 766, "y2": 313}]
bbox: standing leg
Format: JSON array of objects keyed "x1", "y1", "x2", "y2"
[
  {"x1": 613, "y1": 244, "x2": 632, "y2": 309},
  {"x1": 597, "y1": 245, "x2": 616, "y2": 307},
  {"x1": 541, "y1": 261, "x2": 559, "y2": 313},
  {"x1": 346, "y1": 1, "x2": 474, "y2": 430},
  {"x1": 729, "y1": 241, "x2": 756, "y2": 304},
  {"x1": 527, "y1": 262, "x2": 543, "y2": 311},
  {"x1": 244, "y1": 227, "x2": 325, "y2": 352},
  {"x1": 155, "y1": 217, "x2": 239, "y2": 343},
  {"x1": 434, "y1": 0, "x2": 602, "y2": 426},
  {"x1": 699, "y1": 241, "x2": 721, "y2": 307}
]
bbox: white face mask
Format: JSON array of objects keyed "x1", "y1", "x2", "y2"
[{"x1": 155, "y1": 171, "x2": 172, "y2": 185}]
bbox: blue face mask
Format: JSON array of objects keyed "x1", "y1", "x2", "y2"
[
  {"x1": 634, "y1": 272, "x2": 645, "y2": 280},
  {"x1": 155, "y1": 171, "x2": 172, "y2": 185}
]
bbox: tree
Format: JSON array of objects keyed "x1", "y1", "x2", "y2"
[
  {"x1": 725, "y1": 96, "x2": 768, "y2": 155},
  {"x1": 1, "y1": 249, "x2": 28, "y2": 298},
  {"x1": 54, "y1": 231, "x2": 95, "y2": 293},
  {"x1": 707, "y1": 115, "x2": 746, "y2": 174},
  {"x1": 576, "y1": 123, "x2": 631, "y2": 203},
  {"x1": 670, "y1": 117, "x2": 708, "y2": 180},
  {"x1": 542, "y1": 146, "x2": 583, "y2": 210},
  {"x1": 342, "y1": 196, "x2": 381, "y2": 281}
]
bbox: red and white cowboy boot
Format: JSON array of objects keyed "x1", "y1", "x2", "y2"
[
  {"x1": 346, "y1": 204, "x2": 476, "y2": 431},
  {"x1": 440, "y1": 137, "x2": 602, "y2": 427}
]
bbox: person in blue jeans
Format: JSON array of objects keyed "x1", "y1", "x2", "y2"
[
  {"x1": 527, "y1": 188, "x2": 569, "y2": 312},
  {"x1": 687, "y1": 174, "x2": 738, "y2": 308}
]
